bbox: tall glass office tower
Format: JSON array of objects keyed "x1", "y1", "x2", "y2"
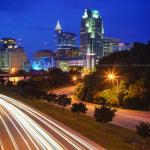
[
  {"x1": 80, "y1": 9, "x2": 104, "y2": 69},
  {"x1": 55, "y1": 21, "x2": 77, "y2": 49}
]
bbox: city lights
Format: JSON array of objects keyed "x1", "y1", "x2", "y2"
[
  {"x1": 11, "y1": 68, "x2": 16, "y2": 74},
  {"x1": 105, "y1": 70, "x2": 119, "y2": 93},
  {"x1": 107, "y1": 73, "x2": 116, "y2": 81},
  {"x1": 72, "y1": 76, "x2": 77, "y2": 81}
]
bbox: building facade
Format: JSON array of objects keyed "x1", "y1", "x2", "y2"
[
  {"x1": 0, "y1": 38, "x2": 17, "y2": 49},
  {"x1": 80, "y1": 9, "x2": 104, "y2": 70},
  {"x1": 103, "y1": 38, "x2": 120, "y2": 56},
  {"x1": 30, "y1": 57, "x2": 54, "y2": 71},
  {"x1": 30, "y1": 49, "x2": 55, "y2": 71},
  {"x1": 55, "y1": 58, "x2": 86, "y2": 72},
  {"x1": 55, "y1": 21, "x2": 77, "y2": 49},
  {"x1": 55, "y1": 21, "x2": 80, "y2": 59},
  {"x1": 34, "y1": 49, "x2": 54, "y2": 58},
  {"x1": 56, "y1": 46, "x2": 81, "y2": 58},
  {"x1": 0, "y1": 44, "x2": 27, "y2": 72},
  {"x1": 80, "y1": 9, "x2": 104, "y2": 59},
  {"x1": 9, "y1": 47, "x2": 27, "y2": 71}
]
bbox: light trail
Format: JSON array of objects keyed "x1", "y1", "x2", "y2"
[
  {"x1": 0, "y1": 98, "x2": 65, "y2": 150},
  {"x1": 3, "y1": 95, "x2": 100, "y2": 150},
  {"x1": 0, "y1": 107, "x2": 31, "y2": 150},
  {"x1": 0, "y1": 138, "x2": 4, "y2": 150},
  {"x1": 0, "y1": 94, "x2": 102, "y2": 150},
  {"x1": 0, "y1": 116, "x2": 19, "y2": 150}
]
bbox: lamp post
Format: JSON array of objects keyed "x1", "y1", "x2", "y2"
[
  {"x1": 11, "y1": 68, "x2": 16, "y2": 74},
  {"x1": 72, "y1": 76, "x2": 77, "y2": 84},
  {"x1": 106, "y1": 73, "x2": 119, "y2": 94}
]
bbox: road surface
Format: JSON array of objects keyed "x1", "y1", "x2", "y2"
[
  {"x1": 53, "y1": 86, "x2": 150, "y2": 130},
  {"x1": 0, "y1": 94, "x2": 103, "y2": 150}
]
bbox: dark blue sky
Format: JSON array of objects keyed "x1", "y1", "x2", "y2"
[{"x1": 0, "y1": 0, "x2": 150, "y2": 58}]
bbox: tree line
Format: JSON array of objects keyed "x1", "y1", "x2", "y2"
[{"x1": 76, "y1": 42, "x2": 150, "y2": 110}]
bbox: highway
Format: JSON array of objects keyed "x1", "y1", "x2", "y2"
[
  {"x1": 0, "y1": 94, "x2": 103, "y2": 150},
  {"x1": 53, "y1": 86, "x2": 150, "y2": 130}
]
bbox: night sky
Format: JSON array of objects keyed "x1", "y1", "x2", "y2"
[{"x1": 0, "y1": 0, "x2": 150, "y2": 58}]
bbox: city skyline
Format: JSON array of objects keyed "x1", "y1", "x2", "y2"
[{"x1": 0, "y1": 0, "x2": 150, "y2": 58}]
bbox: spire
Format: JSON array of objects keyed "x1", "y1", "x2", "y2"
[{"x1": 55, "y1": 20, "x2": 62, "y2": 31}]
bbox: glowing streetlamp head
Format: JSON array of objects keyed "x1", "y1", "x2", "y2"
[
  {"x1": 81, "y1": 73, "x2": 85, "y2": 78},
  {"x1": 73, "y1": 76, "x2": 77, "y2": 81},
  {"x1": 108, "y1": 74, "x2": 115, "y2": 80},
  {"x1": 11, "y1": 68, "x2": 16, "y2": 74},
  {"x1": 105, "y1": 70, "x2": 118, "y2": 82}
]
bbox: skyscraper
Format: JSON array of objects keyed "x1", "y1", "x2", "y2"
[
  {"x1": 55, "y1": 21, "x2": 77, "y2": 49},
  {"x1": 80, "y1": 9, "x2": 104, "y2": 69},
  {"x1": 55, "y1": 21, "x2": 80, "y2": 58}
]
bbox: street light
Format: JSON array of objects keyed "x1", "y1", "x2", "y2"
[
  {"x1": 106, "y1": 72, "x2": 119, "y2": 93},
  {"x1": 107, "y1": 73, "x2": 116, "y2": 81},
  {"x1": 11, "y1": 68, "x2": 16, "y2": 74},
  {"x1": 72, "y1": 76, "x2": 77, "y2": 81},
  {"x1": 81, "y1": 73, "x2": 85, "y2": 78},
  {"x1": 72, "y1": 76, "x2": 77, "y2": 85}
]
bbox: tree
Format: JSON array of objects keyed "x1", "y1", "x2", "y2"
[
  {"x1": 71, "y1": 102, "x2": 87, "y2": 115},
  {"x1": 96, "y1": 88, "x2": 119, "y2": 107},
  {"x1": 94, "y1": 105, "x2": 116, "y2": 123},
  {"x1": 123, "y1": 80, "x2": 147, "y2": 110},
  {"x1": 7, "y1": 81, "x2": 13, "y2": 87},
  {"x1": 21, "y1": 86, "x2": 46, "y2": 99},
  {"x1": 0, "y1": 78, "x2": 6, "y2": 86},
  {"x1": 47, "y1": 68, "x2": 71, "y2": 86},
  {"x1": 76, "y1": 42, "x2": 150, "y2": 110},
  {"x1": 16, "y1": 69, "x2": 27, "y2": 77},
  {"x1": 136, "y1": 122, "x2": 150, "y2": 150},
  {"x1": 57, "y1": 94, "x2": 71, "y2": 111}
]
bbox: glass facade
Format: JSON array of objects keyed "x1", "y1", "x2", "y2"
[
  {"x1": 80, "y1": 9, "x2": 104, "y2": 59},
  {"x1": 30, "y1": 57, "x2": 54, "y2": 71},
  {"x1": 103, "y1": 38, "x2": 120, "y2": 56},
  {"x1": 55, "y1": 21, "x2": 77, "y2": 49}
]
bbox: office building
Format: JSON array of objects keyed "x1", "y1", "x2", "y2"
[
  {"x1": 80, "y1": 9, "x2": 104, "y2": 57},
  {"x1": 0, "y1": 47, "x2": 27, "y2": 72},
  {"x1": 80, "y1": 9, "x2": 104, "y2": 70},
  {"x1": 0, "y1": 38, "x2": 17, "y2": 49},
  {"x1": 9, "y1": 47, "x2": 27, "y2": 71},
  {"x1": 55, "y1": 58, "x2": 86, "y2": 72},
  {"x1": 103, "y1": 38, "x2": 120, "y2": 56},
  {"x1": 55, "y1": 21, "x2": 80, "y2": 59},
  {"x1": 30, "y1": 57, "x2": 54, "y2": 71},
  {"x1": 0, "y1": 38, "x2": 27, "y2": 72},
  {"x1": 55, "y1": 21, "x2": 77, "y2": 49},
  {"x1": 30, "y1": 49, "x2": 55, "y2": 71},
  {"x1": 34, "y1": 49, "x2": 54, "y2": 58},
  {"x1": 56, "y1": 46, "x2": 81, "y2": 58}
]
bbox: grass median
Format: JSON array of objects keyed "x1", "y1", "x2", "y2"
[{"x1": 0, "y1": 87, "x2": 150, "y2": 150}]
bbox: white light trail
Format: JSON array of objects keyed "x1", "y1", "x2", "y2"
[
  {"x1": 0, "y1": 116, "x2": 19, "y2": 150},
  {"x1": 0, "y1": 138, "x2": 4, "y2": 150},
  {"x1": 0, "y1": 107, "x2": 31, "y2": 150},
  {"x1": 0, "y1": 94, "x2": 102, "y2": 150},
  {"x1": 0, "y1": 98, "x2": 65, "y2": 150}
]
